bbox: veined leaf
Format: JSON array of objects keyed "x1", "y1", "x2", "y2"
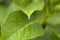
[
  {"x1": 0, "y1": 3, "x2": 20, "y2": 40},
  {"x1": 1, "y1": 10, "x2": 45, "y2": 40},
  {"x1": 6, "y1": 22, "x2": 44, "y2": 40},
  {"x1": 0, "y1": 3, "x2": 19, "y2": 25},
  {"x1": 1, "y1": 0, "x2": 60, "y2": 40}
]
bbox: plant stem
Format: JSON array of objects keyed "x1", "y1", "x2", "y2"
[{"x1": 42, "y1": 0, "x2": 51, "y2": 29}]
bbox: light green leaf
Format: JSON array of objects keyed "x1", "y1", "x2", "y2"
[
  {"x1": 0, "y1": 4, "x2": 20, "y2": 40},
  {"x1": 14, "y1": 0, "x2": 44, "y2": 18},
  {"x1": 7, "y1": 22, "x2": 44, "y2": 40},
  {"x1": 0, "y1": 4, "x2": 19, "y2": 25},
  {"x1": 1, "y1": 10, "x2": 45, "y2": 40},
  {"x1": 54, "y1": 4, "x2": 60, "y2": 12},
  {"x1": 0, "y1": 6, "x2": 8, "y2": 24}
]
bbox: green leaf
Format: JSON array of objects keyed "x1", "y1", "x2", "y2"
[
  {"x1": 46, "y1": 13, "x2": 60, "y2": 37},
  {"x1": 0, "y1": 4, "x2": 19, "y2": 25},
  {"x1": 14, "y1": 0, "x2": 44, "y2": 18},
  {"x1": 0, "y1": 4, "x2": 19, "y2": 40},
  {"x1": 1, "y1": 10, "x2": 45, "y2": 40},
  {"x1": 54, "y1": 4, "x2": 60, "y2": 12},
  {"x1": 50, "y1": 0, "x2": 60, "y2": 6},
  {"x1": 48, "y1": 0, "x2": 60, "y2": 12},
  {"x1": 1, "y1": 11, "x2": 29, "y2": 40},
  {"x1": 29, "y1": 27, "x2": 60, "y2": 40},
  {"x1": 0, "y1": 6, "x2": 8, "y2": 24},
  {"x1": 6, "y1": 22, "x2": 44, "y2": 40}
]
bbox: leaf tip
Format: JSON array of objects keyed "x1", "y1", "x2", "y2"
[{"x1": 28, "y1": 16, "x2": 30, "y2": 20}]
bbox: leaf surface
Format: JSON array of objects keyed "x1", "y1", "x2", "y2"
[
  {"x1": 1, "y1": 10, "x2": 45, "y2": 40},
  {"x1": 14, "y1": 0, "x2": 44, "y2": 18}
]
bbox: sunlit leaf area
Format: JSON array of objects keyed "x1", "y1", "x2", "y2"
[{"x1": 0, "y1": 0, "x2": 60, "y2": 40}]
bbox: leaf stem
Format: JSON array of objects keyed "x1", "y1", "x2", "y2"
[{"x1": 42, "y1": 0, "x2": 51, "y2": 29}]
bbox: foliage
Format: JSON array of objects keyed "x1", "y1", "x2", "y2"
[{"x1": 0, "y1": 0, "x2": 60, "y2": 40}]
